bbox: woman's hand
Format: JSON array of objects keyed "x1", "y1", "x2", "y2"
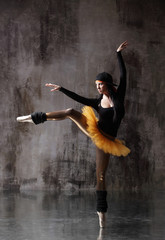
[
  {"x1": 117, "y1": 41, "x2": 128, "y2": 52},
  {"x1": 45, "y1": 83, "x2": 61, "y2": 91}
]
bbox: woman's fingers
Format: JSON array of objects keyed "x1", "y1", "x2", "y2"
[
  {"x1": 45, "y1": 83, "x2": 55, "y2": 87},
  {"x1": 117, "y1": 41, "x2": 128, "y2": 52},
  {"x1": 120, "y1": 41, "x2": 128, "y2": 48},
  {"x1": 45, "y1": 83, "x2": 61, "y2": 91},
  {"x1": 50, "y1": 88, "x2": 58, "y2": 92},
  {"x1": 122, "y1": 40, "x2": 128, "y2": 45},
  {"x1": 122, "y1": 41, "x2": 128, "y2": 48}
]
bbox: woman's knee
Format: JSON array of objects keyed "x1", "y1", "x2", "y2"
[
  {"x1": 96, "y1": 171, "x2": 106, "y2": 190},
  {"x1": 65, "y1": 108, "x2": 82, "y2": 119},
  {"x1": 97, "y1": 171, "x2": 106, "y2": 183},
  {"x1": 65, "y1": 108, "x2": 75, "y2": 116}
]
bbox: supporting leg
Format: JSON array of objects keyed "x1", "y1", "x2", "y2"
[
  {"x1": 96, "y1": 147, "x2": 110, "y2": 191},
  {"x1": 96, "y1": 147, "x2": 110, "y2": 227}
]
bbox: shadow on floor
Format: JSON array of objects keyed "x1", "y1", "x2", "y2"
[{"x1": 0, "y1": 190, "x2": 165, "y2": 240}]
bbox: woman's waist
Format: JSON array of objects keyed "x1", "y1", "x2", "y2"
[{"x1": 97, "y1": 122, "x2": 117, "y2": 139}]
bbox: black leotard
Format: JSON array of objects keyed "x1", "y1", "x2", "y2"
[{"x1": 60, "y1": 51, "x2": 126, "y2": 137}]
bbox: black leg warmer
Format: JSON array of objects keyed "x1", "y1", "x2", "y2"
[
  {"x1": 31, "y1": 112, "x2": 47, "y2": 125},
  {"x1": 96, "y1": 190, "x2": 108, "y2": 213}
]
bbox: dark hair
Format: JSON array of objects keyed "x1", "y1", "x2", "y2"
[{"x1": 96, "y1": 72, "x2": 117, "y2": 86}]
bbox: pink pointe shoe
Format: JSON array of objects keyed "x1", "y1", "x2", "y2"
[
  {"x1": 16, "y1": 115, "x2": 33, "y2": 123},
  {"x1": 17, "y1": 112, "x2": 47, "y2": 125},
  {"x1": 97, "y1": 212, "x2": 106, "y2": 228}
]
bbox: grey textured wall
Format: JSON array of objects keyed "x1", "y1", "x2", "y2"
[{"x1": 0, "y1": 0, "x2": 165, "y2": 191}]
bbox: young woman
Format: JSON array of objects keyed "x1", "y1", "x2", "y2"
[{"x1": 17, "y1": 41, "x2": 130, "y2": 228}]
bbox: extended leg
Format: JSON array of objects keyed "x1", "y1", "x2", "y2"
[
  {"x1": 96, "y1": 147, "x2": 110, "y2": 228},
  {"x1": 46, "y1": 108, "x2": 90, "y2": 137},
  {"x1": 17, "y1": 108, "x2": 90, "y2": 137}
]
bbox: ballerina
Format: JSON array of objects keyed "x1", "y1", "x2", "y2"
[{"x1": 17, "y1": 41, "x2": 130, "y2": 227}]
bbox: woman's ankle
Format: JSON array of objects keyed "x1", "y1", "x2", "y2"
[{"x1": 31, "y1": 112, "x2": 47, "y2": 125}]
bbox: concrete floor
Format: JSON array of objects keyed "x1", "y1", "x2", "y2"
[{"x1": 0, "y1": 190, "x2": 165, "y2": 240}]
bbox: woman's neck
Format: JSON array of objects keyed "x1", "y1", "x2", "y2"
[{"x1": 102, "y1": 94, "x2": 114, "y2": 107}]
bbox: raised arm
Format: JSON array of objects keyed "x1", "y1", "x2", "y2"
[
  {"x1": 45, "y1": 83, "x2": 99, "y2": 110},
  {"x1": 116, "y1": 41, "x2": 128, "y2": 102}
]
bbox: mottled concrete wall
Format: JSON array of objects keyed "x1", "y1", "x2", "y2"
[{"x1": 0, "y1": 0, "x2": 164, "y2": 191}]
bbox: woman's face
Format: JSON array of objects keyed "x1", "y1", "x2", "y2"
[{"x1": 96, "y1": 81, "x2": 108, "y2": 95}]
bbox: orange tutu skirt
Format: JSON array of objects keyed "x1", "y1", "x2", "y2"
[{"x1": 82, "y1": 106, "x2": 130, "y2": 157}]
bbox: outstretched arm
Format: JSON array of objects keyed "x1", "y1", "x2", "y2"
[
  {"x1": 45, "y1": 83, "x2": 99, "y2": 110},
  {"x1": 116, "y1": 41, "x2": 128, "y2": 102}
]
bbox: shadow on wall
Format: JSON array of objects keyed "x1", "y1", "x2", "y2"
[
  {"x1": 107, "y1": 49, "x2": 155, "y2": 191},
  {"x1": 107, "y1": 117, "x2": 154, "y2": 191}
]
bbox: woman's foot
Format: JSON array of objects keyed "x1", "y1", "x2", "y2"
[
  {"x1": 17, "y1": 112, "x2": 47, "y2": 125},
  {"x1": 17, "y1": 115, "x2": 33, "y2": 123},
  {"x1": 97, "y1": 212, "x2": 106, "y2": 228}
]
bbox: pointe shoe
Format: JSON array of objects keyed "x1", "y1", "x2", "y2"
[
  {"x1": 16, "y1": 115, "x2": 33, "y2": 123},
  {"x1": 97, "y1": 212, "x2": 106, "y2": 228}
]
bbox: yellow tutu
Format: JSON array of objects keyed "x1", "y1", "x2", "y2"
[{"x1": 82, "y1": 106, "x2": 130, "y2": 157}]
